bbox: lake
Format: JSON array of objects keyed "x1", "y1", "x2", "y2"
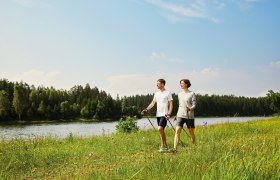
[{"x1": 0, "y1": 116, "x2": 270, "y2": 139}]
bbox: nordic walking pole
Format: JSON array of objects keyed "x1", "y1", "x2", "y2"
[
  {"x1": 182, "y1": 126, "x2": 190, "y2": 138},
  {"x1": 147, "y1": 115, "x2": 164, "y2": 143},
  {"x1": 141, "y1": 110, "x2": 161, "y2": 140},
  {"x1": 141, "y1": 109, "x2": 157, "y2": 131},
  {"x1": 147, "y1": 116, "x2": 157, "y2": 132},
  {"x1": 168, "y1": 118, "x2": 176, "y2": 132}
]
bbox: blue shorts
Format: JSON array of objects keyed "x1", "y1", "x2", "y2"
[
  {"x1": 176, "y1": 117, "x2": 195, "y2": 129},
  {"x1": 157, "y1": 117, "x2": 167, "y2": 129}
]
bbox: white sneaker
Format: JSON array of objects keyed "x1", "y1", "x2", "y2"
[
  {"x1": 158, "y1": 146, "x2": 168, "y2": 152},
  {"x1": 168, "y1": 148, "x2": 177, "y2": 153}
]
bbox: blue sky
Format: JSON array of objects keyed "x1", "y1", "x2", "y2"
[{"x1": 0, "y1": 0, "x2": 279, "y2": 98}]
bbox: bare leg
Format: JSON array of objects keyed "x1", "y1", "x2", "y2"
[
  {"x1": 158, "y1": 126, "x2": 167, "y2": 147},
  {"x1": 174, "y1": 126, "x2": 182, "y2": 150},
  {"x1": 188, "y1": 128, "x2": 196, "y2": 144}
]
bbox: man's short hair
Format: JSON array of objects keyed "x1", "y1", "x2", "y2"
[{"x1": 157, "y1": 79, "x2": 166, "y2": 85}]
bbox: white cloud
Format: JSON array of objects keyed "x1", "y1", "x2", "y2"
[
  {"x1": 223, "y1": 58, "x2": 230, "y2": 64},
  {"x1": 200, "y1": 67, "x2": 219, "y2": 76},
  {"x1": 146, "y1": 0, "x2": 261, "y2": 23},
  {"x1": 209, "y1": 17, "x2": 220, "y2": 23},
  {"x1": 104, "y1": 73, "x2": 163, "y2": 97},
  {"x1": 5, "y1": 67, "x2": 276, "y2": 98},
  {"x1": 236, "y1": 0, "x2": 260, "y2": 9},
  {"x1": 11, "y1": 69, "x2": 61, "y2": 87},
  {"x1": 270, "y1": 61, "x2": 280, "y2": 69},
  {"x1": 145, "y1": 0, "x2": 222, "y2": 23},
  {"x1": 150, "y1": 52, "x2": 167, "y2": 61},
  {"x1": 149, "y1": 52, "x2": 183, "y2": 63},
  {"x1": 13, "y1": 0, "x2": 47, "y2": 8},
  {"x1": 146, "y1": 0, "x2": 205, "y2": 18},
  {"x1": 162, "y1": 13, "x2": 182, "y2": 22},
  {"x1": 104, "y1": 67, "x2": 273, "y2": 98},
  {"x1": 217, "y1": 3, "x2": 226, "y2": 9},
  {"x1": 244, "y1": 0, "x2": 259, "y2": 2}
]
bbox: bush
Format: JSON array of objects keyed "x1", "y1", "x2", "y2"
[{"x1": 116, "y1": 116, "x2": 139, "y2": 133}]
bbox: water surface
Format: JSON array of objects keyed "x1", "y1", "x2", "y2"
[{"x1": 0, "y1": 116, "x2": 270, "y2": 139}]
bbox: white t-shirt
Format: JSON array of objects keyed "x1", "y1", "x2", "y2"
[
  {"x1": 177, "y1": 91, "x2": 196, "y2": 119},
  {"x1": 153, "y1": 90, "x2": 173, "y2": 117}
]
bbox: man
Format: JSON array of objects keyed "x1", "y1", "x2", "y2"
[
  {"x1": 169, "y1": 79, "x2": 196, "y2": 153},
  {"x1": 141, "y1": 79, "x2": 173, "y2": 152}
]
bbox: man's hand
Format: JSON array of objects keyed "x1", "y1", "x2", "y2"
[
  {"x1": 141, "y1": 109, "x2": 148, "y2": 115},
  {"x1": 165, "y1": 114, "x2": 171, "y2": 121}
]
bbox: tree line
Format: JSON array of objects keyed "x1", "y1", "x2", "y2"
[
  {"x1": 0, "y1": 79, "x2": 279, "y2": 122},
  {"x1": 124, "y1": 93, "x2": 276, "y2": 117}
]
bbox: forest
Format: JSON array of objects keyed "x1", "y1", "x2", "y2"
[{"x1": 0, "y1": 79, "x2": 279, "y2": 122}]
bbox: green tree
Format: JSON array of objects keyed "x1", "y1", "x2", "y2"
[
  {"x1": 266, "y1": 90, "x2": 280, "y2": 113},
  {"x1": 80, "y1": 105, "x2": 90, "y2": 119},
  {"x1": 103, "y1": 95, "x2": 114, "y2": 118},
  {"x1": 89, "y1": 100, "x2": 97, "y2": 118},
  {"x1": 0, "y1": 90, "x2": 11, "y2": 120},
  {"x1": 72, "y1": 103, "x2": 80, "y2": 117},
  {"x1": 121, "y1": 97, "x2": 128, "y2": 115},
  {"x1": 37, "y1": 101, "x2": 46, "y2": 117},
  {"x1": 28, "y1": 89, "x2": 39, "y2": 118},
  {"x1": 94, "y1": 100, "x2": 106, "y2": 120},
  {"x1": 12, "y1": 84, "x2": 28, "y2": 120},
  {"x1": 113, "y1": 95, "x2": 122, "y2": 119},
  {"x1": 46, "y1": 105, "x2": 52, "y2": 119},
  {"x1": 52, "y1": 104, "x2": 60, "y2": 119},
  {"x1": 60, "y1": 101, "x2": 71, "y2": 119}
]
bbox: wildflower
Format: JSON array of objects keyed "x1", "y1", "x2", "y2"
[
  {"x1": 89, "y1": 152, "x2": 94, "y2": 157},
  {"x1": 203, "y1": 121, "x2": 208, "y2": 128}
]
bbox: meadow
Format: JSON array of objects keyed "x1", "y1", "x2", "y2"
[{"x1": 0, "y1": 117, "x2": 279, "y2": 179}]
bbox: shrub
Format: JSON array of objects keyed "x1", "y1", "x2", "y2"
[{"x1": 116, "y1": 116, "x2": 139, "y2": 133}]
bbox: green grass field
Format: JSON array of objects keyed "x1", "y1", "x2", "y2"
[{"x1": 0, "y1": 117, "x2": 279, "y2": 179}]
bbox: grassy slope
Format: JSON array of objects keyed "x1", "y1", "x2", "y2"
[{"x1": 0, "y1": 117, "x2": 279, "y2": 179}]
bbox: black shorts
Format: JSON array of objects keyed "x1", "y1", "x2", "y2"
[
  {"x1": 176, "y1": 117, "x2": 195, "y2": 129},
  {"x1": 157, "y1": 117, "x2": 167, "y2": 129}
]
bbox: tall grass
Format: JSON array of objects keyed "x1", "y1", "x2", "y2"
[{"x1": 0, "y1": 117, "x2": 279, "y2": 179}]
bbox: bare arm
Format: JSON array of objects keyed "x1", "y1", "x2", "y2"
[
  {"x1": 165, "y1": 100, "x2": 173, "y2": 120},
  {"x1": 141, "y1": 100, "x2": 156, "y2": 115},
  {"x1": 146, "y1": 100, "x2": 156, "y2": 111},
  {"x1": 168, "y1": 100, "x2": 173, "y2": 115}
]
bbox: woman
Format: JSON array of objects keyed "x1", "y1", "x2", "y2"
[{"x1": 169, "y1": 79, "x2": 196, "y2": 153}]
